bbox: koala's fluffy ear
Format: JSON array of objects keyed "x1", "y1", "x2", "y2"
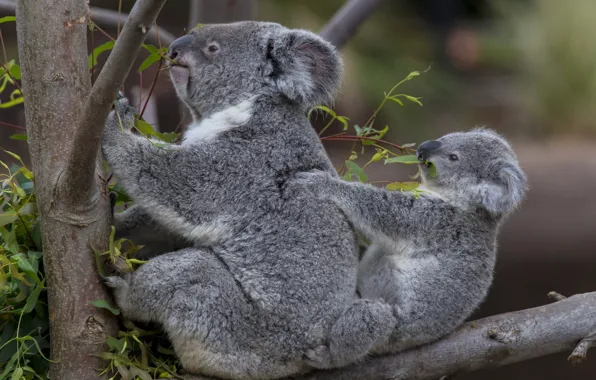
[
  {"x1": 478, "y1": 163, "x2": 527, "y2": 216},
  {"x1": 264, "y1": 29, "x2": 343, "y2": 108}
]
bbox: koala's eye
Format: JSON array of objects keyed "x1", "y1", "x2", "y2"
[
  {"x1": 448, "y1": 154, "x2": 459, "y2": 161},
  {"x1": 204, "y1": 43, "x2": 220, "y2": 55}
]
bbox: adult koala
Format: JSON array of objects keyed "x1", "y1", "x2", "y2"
[
  {"x1": 101, "y1": 22, "x2": 395, "y2": 379},
  {"x1": 296, "y1": 128, "x2": 527, "y2": 358}
]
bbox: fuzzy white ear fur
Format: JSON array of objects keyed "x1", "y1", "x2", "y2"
[
  {"x1": 477, "y1": 165, "x2": 527, "y2": 216},
  {"x1": 265, "y1": 29, "x2": 343, "y2": 108}
]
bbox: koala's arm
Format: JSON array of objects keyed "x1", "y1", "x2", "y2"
[
  {"x1": 102, "y1": 98, "x2": 210, "y2": 233},
  {"x1": 298, "y1": 172, "x2": 423, "y2": 245}
]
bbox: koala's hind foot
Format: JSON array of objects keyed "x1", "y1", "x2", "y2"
[{"x1": 304, "y1": 299, "x2": 396, "y2": 369}]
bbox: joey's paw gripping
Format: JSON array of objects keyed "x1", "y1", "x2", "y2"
[
  {"x1": 108, "y1": 95, "x2": 136, "y2": 131},
  {"x1": 304, "y1": 344, "x2": 333, "y2": 369}
]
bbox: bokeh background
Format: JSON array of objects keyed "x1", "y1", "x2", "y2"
[{"x1": 1, "y1": 1, "x2": 595, "y2": 379}]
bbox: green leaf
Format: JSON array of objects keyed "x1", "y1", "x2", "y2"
[
  {"x1": 403, "y1": 95, "x2": 423, "y2": 106},
  {"x1": 310, "y1": 105, "x2": 337, "y2": 118},
  {"x1": 138, "y1": 53, "x2": 161, "y2": 72},
  {"x1": 24, "y1": 282, "x2": 44, "y2": 313},
  {"x1": 142, "y1": 44, "x2": 159, "y2": 54},
  {"x1": 386, "y1": 181, "x2": 419, "y2": 191},
  {"x1": 0, "y1": 212, "x2": 17, "y2": 227},
  {"x1": 386, "y1": 96, "x2": 404, "y2": 106},
  {"x1": 9, "y1": 134, "x2": 27, "y2": 141},
  {"x1": 8, "y1": 64, "x2": 20, "y2": 80},
  {"x1": 344, "y1": 160, "x2": 368, "y2": 183},
  {"x1": 370, "y1": 151, "x2": 385, "y2": 163},
  {"x1": 353, "y1": 124, "x2": 362, "y2": 136},
  {"x1": 11, "y1": 367, "x2": 23, "y2": 380},
  {"x1": 0, "y1": 227, "x2": 19, "y2": 254},
  {"x1": 90, "y1": 299, "x2": 121, "y2": 315},
  {"x1": 3, "y1": 150, "x2": 21, "y2": 162},
  {"x1": 0, "y1": 16, "x2": 16, "y2": 24},
  {"x1": 336, "y1": 116, "x2": 349, "y2": 131},
  {"x1": 0, "y1": 94, "x2": 24, "y2": 109},
  {"x1": 427, "y1": 162, "x2": 437, "y2": 178},
  {"x1": 17, "y1": 254, "x2": 39, "y2": 281},
  {"x1": 405, "y1": 70, "x2": 421, "y2": 80},
  {"x1": 88, "y1": 41, "x2": 115, "y2": 69},
  {"x1": 384, "y1": 155, "x2": 420, "y2": 164},
  {"x1": 134, "y1": 119, "x2": 157, "y2": 137}
]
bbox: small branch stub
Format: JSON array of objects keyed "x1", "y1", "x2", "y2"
[
  {"x1": 568, "y1": 331, "x2": 596, "y2": 365},
  {"x1": 547, "y1": 291, "x2": 567, "y2": 302}
]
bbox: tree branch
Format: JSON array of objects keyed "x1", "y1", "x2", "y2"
[
  {"x1": 319, "y1": 0, "x2": 388, "y2": 49},
  {"x1": 293, "y1": 292, "x2": 596, "y2": 380},
  {"x1": 0, "y1": 0, "x2": 176, "y2": 46},
  {"x1": 64, "y1": 0, "x2": 167, "y2": 206}
]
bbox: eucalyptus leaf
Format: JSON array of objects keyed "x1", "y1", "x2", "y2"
[{"x1": 385, "y1": 155, "x2": 420, "y2": 164}]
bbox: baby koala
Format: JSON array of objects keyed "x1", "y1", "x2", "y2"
[{"x1": 297, "y1": 128, "x2": 527, "y2": 357}]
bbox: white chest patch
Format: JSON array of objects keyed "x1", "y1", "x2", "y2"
[{"x1": 182, "y1": 98, "x2": 254, "y2": 145}]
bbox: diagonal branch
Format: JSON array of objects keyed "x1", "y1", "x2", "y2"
[
  {"x1": 319, "y1": 0, "x2": 388, "y2": 49},
  {"x1": 63, "y1": 0, "x2": 167, "y2": 205},
  {"x1": 0, "y1": 0, "x2": 176, "y2": 46},
  {"x1": 293, "y1": 291, "x2": 596, "y2": 380},
  {"x1": 180, "y1": 292, "x2": 596, "y2": 380}
]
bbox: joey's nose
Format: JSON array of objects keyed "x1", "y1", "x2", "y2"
[
  {"x1": 417, "y1": 140, "x2": 442, "y2": 161},
  {"x1": 168, "y1": 35, "x2": 194, "y2": 62}
]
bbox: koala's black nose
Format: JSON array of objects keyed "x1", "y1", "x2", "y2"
[
  {"x1": 417, "y1": 140, "x2": 442, "y2": 161},
  {"x1": 168, "y1": 35, "x2": 194, "y2": 61}
]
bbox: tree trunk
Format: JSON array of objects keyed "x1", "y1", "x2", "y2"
[{"x1": 15, "y1": 1, "x2": 117, "y2": 379}]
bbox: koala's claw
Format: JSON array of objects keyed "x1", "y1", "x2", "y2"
[
  {"x1": 304, "y1": 345, "x2": 333, "y2": 369},
  {"x1": 108, "y1": 94, "x2": 136, "y2": 131},
  {"x1": 104, "y1": 276, "x2": 129, "y2": 290}
]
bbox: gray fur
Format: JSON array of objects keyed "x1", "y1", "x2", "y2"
[
  {"x1": 102, "y1": 22, "x2": 394, "y2": 379},
  {"x1": 294, "y1": 128, "x2": 527, "y2": 358}
]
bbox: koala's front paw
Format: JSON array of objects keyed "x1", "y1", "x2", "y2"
[
  {"x1": 104, "y1": 275, "x2": 131, "y2": 309},
  {"x1": 304, "y1": 345, "x2": 333, "y2": 369},
  {"x1": 107, "y1": 94, "x2": 136, "y2": 132}
]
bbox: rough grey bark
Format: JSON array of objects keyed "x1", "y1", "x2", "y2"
[
  {"x1": 66, "y1": 0, "x2": 167, "y2": 206},
  {"x1": 14, "y1": 1, "x2": 117, "y2": 379},
  {"x1": 14, "y1": 0, "x2": 167, "y2": 379},
  {"x1": 0, "y1": 0, "x2": 176, "y2": 46},
  {"x1": 296, "y1": 292, "x2": 596, "y2": 380},
  {"x1": 320, "y1": 0, "x2": 388, "y2": 49}
]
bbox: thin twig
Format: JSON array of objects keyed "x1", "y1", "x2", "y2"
[
  {"x1": 0, "y1": 120, "x2": 25, "y2": 130},
  {"x1": 321, "y1": 135, "x2": 408, "y2": 151},
  {"x1": 0, "y1": 29, "x2": 7, "y2": 63},
  {"x1": 140, "y1": 58, "x2": 162, "y2": 119}
]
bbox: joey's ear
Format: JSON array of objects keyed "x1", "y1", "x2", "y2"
[
  {"x1": 477, "y1": 163, "x2": 527, "y2": 216},
  {"x1": 264, "y1": 29, "x2": 343, "y2": 108}
]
